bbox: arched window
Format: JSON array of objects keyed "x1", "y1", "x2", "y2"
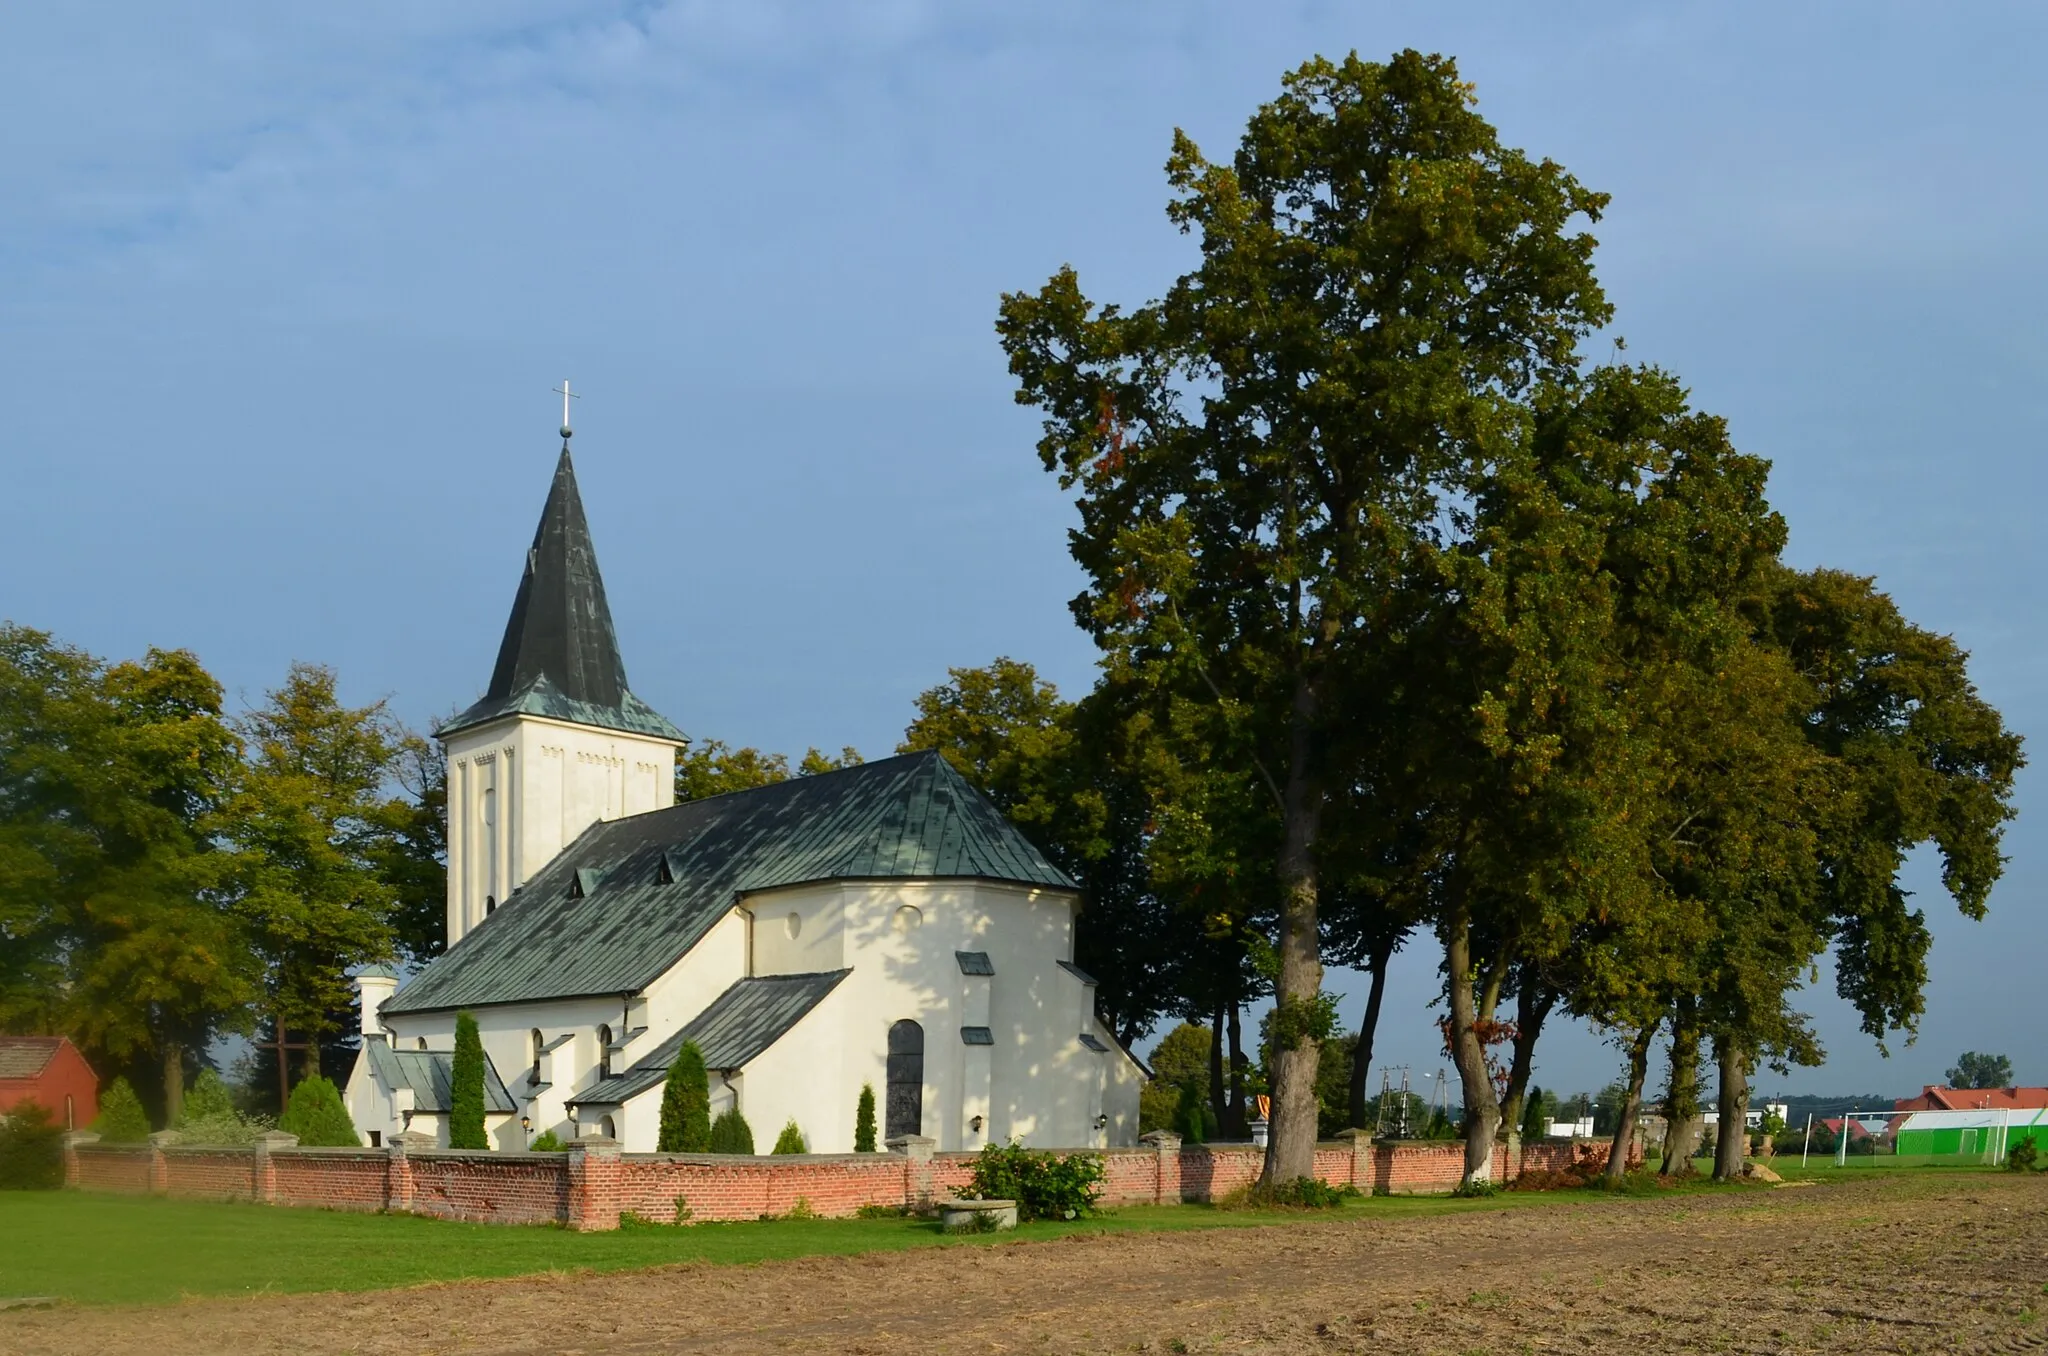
[
  {"x1": 416, "y1": 1037, "x2": 428, "y2": 1051},
  {"x1": 600, "y1": 1114, "x2": 617, "y2": 1140},
  {"x1": 486, "y1": 896, "x2": 496, "y2": 915},
  {"x1": 530, "y1": 1028, "x2": 544, "y2": 1081},
  {"x1": 885, "y1": 1019, "x2": 924, "y2": 1140},
  {"x1": 64, "y1": 1094, "x2": 74, "y2": 1130},
  {"x1": 597, "y1": 1024, "x2": 613, "y2": 1079}
]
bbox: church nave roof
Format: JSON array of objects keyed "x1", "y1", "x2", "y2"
[{"x1": 384, "y1": 750, "x2": 1074, "y2": 1015}]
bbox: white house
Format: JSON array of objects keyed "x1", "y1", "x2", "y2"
[{"x1": 346, "y1": 429, "x2": 1145, "y2": 1153}]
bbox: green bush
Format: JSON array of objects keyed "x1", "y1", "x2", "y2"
[
  {"x1": 771, "y1": 1120, "x2": 808, "y2": 1155},
  {"x1": 92, "y1": 1077, "x2": 151, "y2": 1142},
  {"x1": 2008, "y1": 1135, "x2": 2040, "y2": 1172},
  {"x1": 277, "y1": 1076, "x2": 360, "y2": 1147},
  {"x1": 854, "y1": 1083, "x2": 877, "y2": 1153},
  {"x1": 0, "y1": 1099, "x2": 65, "y2": 1190},
  {"x1": 1258, "y1": 1176, "x2": 1356, "y2": 1208},
  {"x1": 448, "y1": 1011, "x2": 488, "y2": 1150},
  {"x1": 658, "y1": 1041, "x2": 710, "y2": 1153},
  {"x1": 967, "y1": 1140, "x2": 1104, "y2": 1222},
  {"x1": 527, "y1": 1129, "x2": 567, "y2": 1152},
  {"x1": 173, "y1": 1069, "x2": 271, "y2": 1145},
  {"x1": 709, "y1": 1107, "x2": 755, "y2": 1154}
]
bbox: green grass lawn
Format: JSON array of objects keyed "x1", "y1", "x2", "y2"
[{"x1": 2, "y1": 1187, "x2": 1639, "y2": 1307}]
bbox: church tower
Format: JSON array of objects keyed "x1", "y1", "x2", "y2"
[{"x1": 438, "y1": 423, "x2": 684, "y2": 948}]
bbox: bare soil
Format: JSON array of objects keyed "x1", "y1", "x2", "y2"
[{"x1": 10, "y1": 1173, "x2": 2048, "y2": 1355}]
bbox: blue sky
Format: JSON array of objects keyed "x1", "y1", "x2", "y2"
[{"x1": 5, "y1": 3, "x2": 2043, "y2": 1100}]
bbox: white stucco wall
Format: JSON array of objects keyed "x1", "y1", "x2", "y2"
[
  {"x1": 744, "y1": 878, "x2": 1142, "y2": 1152},
  {"x1": 442, "y1": 713, "x2": 678, "y2": 948}
]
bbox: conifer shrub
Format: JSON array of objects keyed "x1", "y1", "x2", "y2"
[
  {"x1": 278, "y1": 1075, "x2": 361, "y2": 1147},
  {"x1": 658, "y1": 1041, "x2": 711, "y2": 1152},
  {"x1": 173, "y1": 1068, "x2": 270, "y2": 1145},
  {"x1": 2008, "y1": 1135, "x2": 2040, "y2": 1172},
  {"x1": 527, "y1": 1129, "x2": 567, "y2": 1152},
  {"x1": 91, "y1": 1077, "x2": 151, "y2": 1142},
  {"x1": 448, "y1": 1011, "x2": 488, "y2": 1150},
  {"x1": 709, "y1": 1107, "x2": 755, "y2": 1154},
  {"x1": 771, "y1": 1120, "x2": 808, "y2": 1154},
  {"x1": 0, "y1": 1099, "x2": 65, "y2": 1190},
  {"x1": 854, "y1": 1083, "x2": 878, "y2": 1153},
  {"x1": 1174, "y1": 1082, "x2": 1209, "y2": 1144}
]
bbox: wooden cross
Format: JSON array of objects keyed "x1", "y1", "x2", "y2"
[
  {"x1": 255, "y1": 1020, "x2": 314, "y2": 1114},
  {"x1": 553, "y1": 379, "x2": 580, "y2": 435}
]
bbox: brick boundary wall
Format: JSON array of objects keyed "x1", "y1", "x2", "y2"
[{"x1": 60, "y1": 1129, "x2": 1641, "y2": 1231}]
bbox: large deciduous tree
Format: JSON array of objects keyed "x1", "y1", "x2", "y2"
[
  {"x1": 0, "y1": 628, "x2": 255, "y2": 1124},
  {"x1": 225, "y1": 663, "x2": 406, "y2": 1084},
  {"x1": 998, "y1": 50, "x2": 1610, "y2": 1182}
]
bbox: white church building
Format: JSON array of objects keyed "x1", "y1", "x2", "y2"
[{"x1": 346, "y1": 428, "x2": 1144, "y2": 1154}]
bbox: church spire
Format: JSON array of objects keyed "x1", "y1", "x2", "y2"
[
  {"x1": 483, "y1": 444, "x2": 629, "y2": 710},
  {"x1": 441, "y1": 427, "x2": 682, "y2": 743}
]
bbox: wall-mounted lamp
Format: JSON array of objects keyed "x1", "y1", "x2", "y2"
[
  {"x1": 969, "y1": 1115, "x2": 984, "y2": 1134},
  {"x1": 1094, "y1": 1114, "x2": 1109, "y2": 1131},
  {"x1": 520, "y1": 1115, "x2": 532, "y2": 1135}
]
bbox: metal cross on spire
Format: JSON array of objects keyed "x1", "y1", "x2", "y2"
[{"x1": 553, "y1": 379, "x2": 580, "y2": 441}]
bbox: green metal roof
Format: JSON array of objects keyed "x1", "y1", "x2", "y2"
[
  {"x1": 441, "y1": 446, "x2": 681, "y2": 742},
  {"x1": 365, "y1": 1041, "x2": 517, "y2": 1113},
  {"x1": 385, "y1": 751, "x2": 1075, "y2": 1015},
  {"x1": 569, "y1": 970, "x2": 850, "y2": 1104}
]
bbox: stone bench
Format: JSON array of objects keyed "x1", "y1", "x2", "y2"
[{"x1": 938, "y1": 1198, "x2": 1018, "y2": 1233}]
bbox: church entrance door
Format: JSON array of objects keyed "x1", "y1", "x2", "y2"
[{"x1": 886, "y1": 1019, "x2": 924, "y2": 1140}]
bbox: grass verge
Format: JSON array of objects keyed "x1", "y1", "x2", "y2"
[{"x1": 6, "y1": 1185, "x2": 1669, "y2": 1307}]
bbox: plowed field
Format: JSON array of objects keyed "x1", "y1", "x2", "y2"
[{"x1": 8, "y1": 1172, "x2": 2046, "y2": 1355}]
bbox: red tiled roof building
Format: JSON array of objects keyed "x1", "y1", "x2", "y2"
[
  {"x1": 1895, "y1": 1085, "x2": 2048, "y2": 1113},
  {"x1": 0, "y1": 1036, "x2": 99, "y2": 1130}
]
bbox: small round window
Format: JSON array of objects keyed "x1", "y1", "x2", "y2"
[
  {"x1": 893, "y1": 905, "x2": 922, "y2": 934},
  {"x1": 785, "y1": 912, "x2": 802, "y2": 940}
]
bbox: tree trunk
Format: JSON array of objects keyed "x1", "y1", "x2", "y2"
[
  {"x1": 1499, "y1": 982, "x2": 1554, "y2": 1183},
  {"x1": 1261, "y1": 678, "x2": 1325, "y2": 1187},
  {"x1": 1712, "y1": 1034, "x2": 1749, "y2": 1182},
  {"x1": 1659, "y1": 1006, "x2": 1703, "y2": 1176},
  {"x1": 1346, "y1": 935, "x2": 1396, "y2": 1131},
  {"x1": 1444, "y1": 903, "x2": 1501, "y2": 1187},
  {"x1": 1604, "y1": 1026, "x2": 1655, "y2": 1186},
  {"x1": 1226, "y1": 1003, "x2": 1247, "y2": 1138},
  {"x1": 1208, "y1": 1003, "x2": 1227, "y2": 1133},
  {"x1": 301, "y1": 1033, "x2": 322, "y2": 1083},
  {"x1": 160, "y1": 1038, "x2": 185, "y2": 1128}
]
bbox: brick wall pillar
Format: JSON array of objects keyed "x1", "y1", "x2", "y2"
[
  {"x1": 251, "y1": 1130, "x2": 298, "y2": 1204},
  {"x1": 62, "y1": 1130, "x2": 98, "y2": 1188},
  {"x1": 1139, "y1": 1130, "x2": 1182, "y2": 1204},
  {"x1": 388, "y1": 1129, "x2": 431, "y2": 1214},
  {"x1": 567, "y1": 1136, "x2": 622, "y2": 1232},
  {"x1": 1335, "y1": 1128, "x2": 1373, "y2": 1191},
  {"x1": 886, "y1": 1134, "x2": 936, "y2": 1211},
  {"x1": 146, "y1": 1131, "x2": 175, "y2": 1194}
]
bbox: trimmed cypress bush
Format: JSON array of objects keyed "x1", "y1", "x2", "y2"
[
  {"x1": 0, "y1": 1099, "x2": 65, "y2": 1189},
  {"x1": 277, "y1": 1075, "x2": 360, "y2": 1147},
  {"x1": 658, "y1": 1040, "x2": 711, "y2": 1152},
  {"x1": 771, "y1": 1119, "x2": 807, "y2": 1154},
  {"x1": 448, "y1": 1011, "x2": 488, "y2": 1150},
  {"x1": 709, "y1": 1106, "x2": 755, "y2": 1154},
  {"x1": 854, "y1": 1082, "x2": 877, "y2": 1153},
  {"x1": 92, "y1": 1077, "x2": 151, "y2": 1142},
  {"x1": 1174, "y1": 1081, "x2": 1208, "y2": 1144}
]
